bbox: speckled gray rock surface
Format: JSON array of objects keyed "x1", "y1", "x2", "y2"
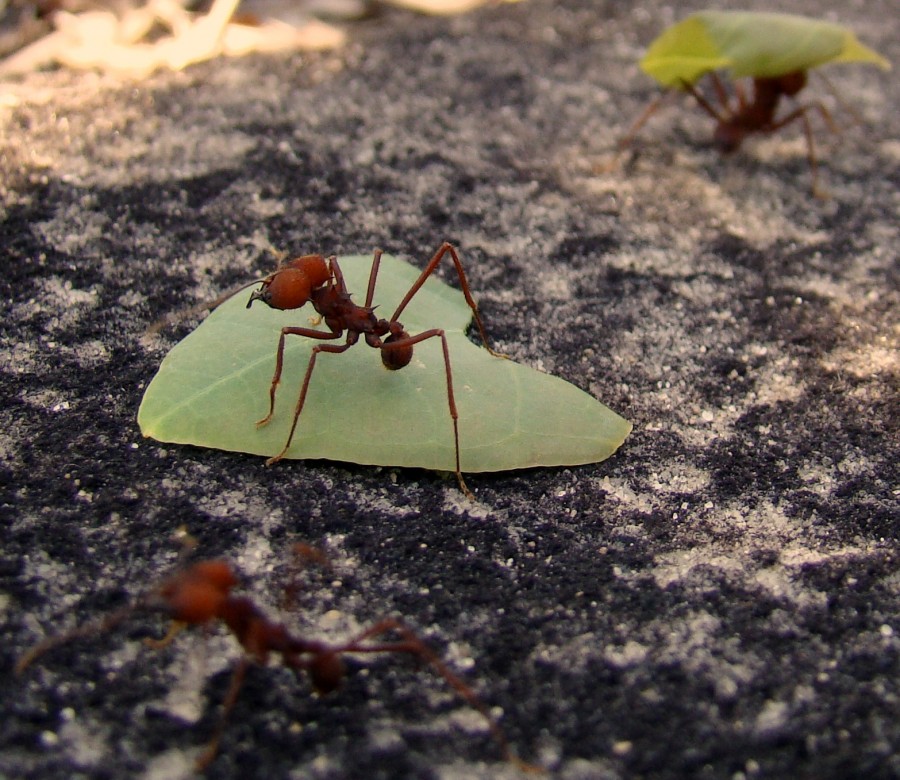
[{"x1": 1, "y1": 1, "x2": 898, "y2": 778}]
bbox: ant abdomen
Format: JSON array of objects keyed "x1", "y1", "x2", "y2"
[
  {"x1": 713, "y1": 122, "x2": 743, "y2": 154},
  {"x1": 776, "y1": 71, "x2": 806, "y2": 97},
  {"x1": 381, "y1": 331, "x2": 414, "y2": 370},
  {"x1": 308, "y1": 651, "x2": 345, "y2": 694}
]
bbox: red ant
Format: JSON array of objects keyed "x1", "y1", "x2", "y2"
[
  {"x1": 16, "y1": 555, "x2": 537, "y2": 772},
  {"x1": 246, "y1": 242, "x2": 505, "y2": 499},
  {"x1": 618, "y1": 71, "x2": 839, "y2": 195}
]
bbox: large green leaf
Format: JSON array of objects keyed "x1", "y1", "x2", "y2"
[
  {"x1": 138, "y1": 254, "x2": 631, "y2": 473},
  {"x1": 640, "y1": 12, "x2": 890, "y2": 88}
]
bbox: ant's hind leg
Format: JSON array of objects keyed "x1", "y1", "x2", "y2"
[
  {"x1": 339, "y1": 618, "x2": 536, "y2": 771},
  {"x1": 390, "y1": 243, "x2": 506, "y2": 360},
  {"x1": 767, "y1": 105, "x2": 827, "y2": 197},
  {"x1": 710, "y1": 72, "x2": 737, "y2": 112},
  {"x1": 594, "y1": 89, "x2": 678, "y2": 176},
  {"x1": 380, "y1": 327, "x2": 474, "y2": 500},
  {"x1": 144, "y1": 620, "x2": 187, "y2": 650}
]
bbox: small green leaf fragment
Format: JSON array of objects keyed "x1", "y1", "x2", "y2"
[
  {"x1": 640, "y1": 11, "x2": 890, "y2": 88},
  {"x1": 138, "y1": 254, "x2": 631, "y2": 474},
  {"x1": 640, "y1": 15, "x2": 732, "y2": 88}
]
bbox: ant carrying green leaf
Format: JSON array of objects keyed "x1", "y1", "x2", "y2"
[
  {"x1": 139, "y1": 245, "x2": 632, "y2": 496},
  {"x1": 618, "y1": 11, "x2": 891, "y2": 194}
]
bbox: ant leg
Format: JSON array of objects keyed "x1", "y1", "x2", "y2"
[
  {"x1": 681, "y1": 79, "x2": 730, "y2": 123},
  {"x1": 257, "y1": 326, "x2": 344, "y2": 428},
  {"x1": 337, "y1": 618, "x2": 538, "y2": 772},
  {"x1": 364, "y1": 249, "x2": 384, "y2": 308},
  {"x1": 292, "y1": 542, "x2": 331, "y2": 570},
  {"x1": 733, "y1": 79, "x2": 748, "y2": 112},
  {"x1": 381, "y1": 328, "x2": 472, "y2": 498},
  {"x1": 616, "y1": 90, "x2": 671, "y2": 152},
  {"x1": 325, "y1": 255, "x2": 347, "y2": 295},
  {"x1": 798, "y1": 111, "x2": 822, "y2": 197},
  {"x1": 266, "y1": 341, "x2": 355, "y2": 465},
  {"x1": 817, "y1": 72, "x2": 863, "y2": 127},
  {"x1": 195, "y1": 657, "x2": 250, "y2": 770},
  {"x1": 767, "y1": 104, "x2": 831, "y2": 196},
  {"x1": 709, "y1": 72, "x2": 736, "y2": 113},
  {"x1": 280, "y1": 543, "x2": 333, "y2": 612},
  {"x1": 144, "y1": 620, "x2": 187, "y2": 650},
  {"x1": 390, "y1": 243, "x2": 505, "y2": 360},
  {"x1": 593, "y1": 89, "x2": 679, "y2": 175},
  {"x1": 765, "y1": 99, "x2": 837, "y2": 136}
]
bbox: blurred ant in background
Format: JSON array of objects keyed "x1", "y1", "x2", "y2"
[{"x1": 17, "y1": 543, "x2": 537, "y2": 772}]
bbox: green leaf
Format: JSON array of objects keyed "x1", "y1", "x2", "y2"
[
  {"x1": 640, "y1": 11, "x2": 890, "y2": 88},
  {"x1": 138, "y1": 254, "x2": 631, "y2": 474}
]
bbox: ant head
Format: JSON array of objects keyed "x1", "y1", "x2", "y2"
[
  {"x1": 381, "y1": 330, "x2": 413, "y2": 371},
  {"x1": 285, "y1": 254, "x2": 330, "y2": 283},
  {"x1": 247, "y1": 255, "x2": 331, "y2": 311},
  {"x1": 308, "y1": 651, "x2": 345, "y2": 694},
  {"x1": 157, "y1": 560, "x2": 238, "y2": 624},
  {"x1": 190, "y1": 560, "x2": 239, "y2": 593}
]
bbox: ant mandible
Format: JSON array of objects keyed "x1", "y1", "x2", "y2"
[
  {"x1": 620, "y1": 71, "x2": 837, "y2": 195},
  {"x1": 16, "y1": 555, "x2": 536, "y2": 772},
  {"x1": 246, "y1": 241, "x2": 505, "y2": 499}
]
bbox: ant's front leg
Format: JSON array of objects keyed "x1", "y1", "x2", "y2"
[
  {"x1": 681, "y1": 78, "x2": 730, "y2": 123},
  {"x1": 266, "y1": 340, "x2": 356, "y2": 465},
  {"x1": 258, "y1": 326, "x2": 343, "y2": 428},
  {"x1": 195, "y1": 657, "x2": 250, "y2": 770},
  {"x1": 326, "y1": 255, "x2": 349, "y2": 297},
  {"x1": 390, "y1": 243, "x2": 506, "y2": 360},
  {"x1": 708, "y1": 72, "x2": 738, "y2": 114}
]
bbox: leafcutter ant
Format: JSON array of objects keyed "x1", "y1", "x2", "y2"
[
  {"x1": 16, "y1": 554, "x2": 537, "y2": 772},
  {"x1": 621, "y1": 71, "x2": 839, "y2": 195},
  {"x1": 246, "y1": 242, "x2": 505, "y2": 499},
  {"x1": 616, "y1": 11, "x2": 890, "y2": 195}
]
